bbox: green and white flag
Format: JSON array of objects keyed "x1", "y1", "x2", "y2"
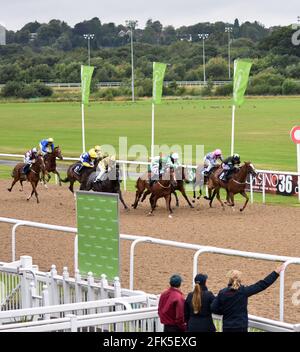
[
  {"x1": 81, "y1": 65, "x2": 94, "y2": 105},
  {"x1": 152, "y1": 62, "x2": 167, "y2": 105},
  {"x1": 233, "y1": 59, "x2": 252, "y2": 106}
]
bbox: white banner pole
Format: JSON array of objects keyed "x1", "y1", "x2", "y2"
[
  {"x1": 231, "y1": 105, "x2": 236, "y2": 155},
  {"x1": 151, "y1": 103, "x2": 155, "y2": 159},
  {"x1": 297, "y1": 144, "x2": 300, "y2": 203},
  {"x1": 81, "y1": 103, "x2": 85, "y2": 153}
]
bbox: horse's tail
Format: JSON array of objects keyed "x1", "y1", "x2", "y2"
[{"x1": 60, "y1": 177, "x2": 69, "y2": 183}]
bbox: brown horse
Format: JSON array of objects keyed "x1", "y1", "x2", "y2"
[
  {"x1": 61, "y1": 159, "x2": 99, "y2": 194},
  {"x1": 147, "y1": 168, "x2": 177, "y2": 217},
  {"x1": 43, "y1": 146, "x2": 64, "y2": 186},
  {"x1": 136, "y1": 166, "x2": 194, "y2": 209},
  {"x1": 7, "y1": 155, "x2": 46, "y2": 203},
  {"x1": 206, "y1": 162, "x2": 257, "y2": 212}
]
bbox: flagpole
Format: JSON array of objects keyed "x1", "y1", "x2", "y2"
[
  {"x1": 231, "y1": 104, "x2": 236, "y2": 155},
  {"x1": 81, "y1": 103, "x2": 85, "y2": 153},
  {"x1": 151, "y1": 102, "x2": 155, "y2": 159}
]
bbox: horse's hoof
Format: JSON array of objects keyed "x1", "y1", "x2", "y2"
[
  {"x1": 7, "y1": 189, "x2": 11, "y2": 192},
  {"x1": 125, "y1": 207, "x2": 130, "y2": 212},
  {"x1": 176, "y1": 204, "x2": 179, "y2": 207},
  {"x1": 168, "y1": 215, "x2": 173, "y2": 219},
  {"x1": 190, "y1": 205, "x2": 194, "y2": 209},
  {"x1": 147, "y1": 212, "x2": 154, "y2": 217},
  {"x1": 240, "y1": 208, "x2": 244, "y2": 212}
]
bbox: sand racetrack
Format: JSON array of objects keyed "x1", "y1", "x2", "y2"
[{"x1": 0, "y1": 179, "x2": 299, "y2": 323}]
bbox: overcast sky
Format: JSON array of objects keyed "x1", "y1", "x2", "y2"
[{"x1": 0, "y1": 0, "x2": 298, "y2": 31}]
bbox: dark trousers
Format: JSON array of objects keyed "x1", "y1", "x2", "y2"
[
  {"x1": 164, "y1": 325, "x2": 182, "y2": 333},
  {"x1": 223, "y1": 327, "x2": 248, "y2": 333}
]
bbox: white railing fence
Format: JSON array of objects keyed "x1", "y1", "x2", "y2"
[
  {"x1": 0, "y1": 255, "x2": 158, "y2": 317},
  {"x1": 1, "y1": 217, "x2": 300, "y2": 323},
  {"x1": 1, "y1": 153, "x2": 299, "y2": 202}
]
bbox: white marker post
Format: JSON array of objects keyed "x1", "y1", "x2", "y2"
[
  {"x1": 151, "y1": 103, "x2": 155, "y2": 160},
  {"x1": 81, "y1": 103, "x2": 85, "y2": 153},
  {"x1": 290, "y1": 126, "x2": 300, "y2": 202}
]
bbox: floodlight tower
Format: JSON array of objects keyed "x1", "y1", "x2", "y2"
[
  {"x1": 198, "y1": 33, "x2": 209, "y2": 83},
  {"x1": 119, "y1": 20, "x2": 138, "y2": 102},
  {"x1": 83, "y1": 33, "x2": 95, "y2": 66},
  {"x1": 225, "y1": 27, "x2": 233, "y2": 79}
]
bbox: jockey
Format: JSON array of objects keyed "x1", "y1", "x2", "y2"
[
  {"x1": 168, "y1": 152, "x2": 180, "y2": 169},
  {"x1": 39, "y1": 138, "x2": 54, "y2": 156},
  {"x1": 148, "y1": 152, "x2": 175, "y2": 186},
  {"x1": 94, "y1": 155, "x2": 116, "y2": 182},
  {"x1": 94, "y1": 145, "x2": 104, "y2": 160},
  {"x1": 203, "y1": 149, "x2": 223, "y2": 176},
  {"x1": 23, "y1": 147, "x2": 39, "y2": 174},
  {"x1": 74, "y1": 149, "x2": 98, "y2": 175},
  {"x1": 220, "y1": 153, "x2": 241, "y2": 182}
]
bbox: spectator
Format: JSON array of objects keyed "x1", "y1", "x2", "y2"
[
  {"x1": 184, "y1": 273, "x2": 216, "y2": 332},
  {"x1": 158, "y1": 274, "x2": 186, "y2": 332},
  {"x1": 211, "y1": 264, "x2": 284, "y2": 332}
]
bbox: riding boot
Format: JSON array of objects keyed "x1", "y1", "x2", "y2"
[{"x1": 23, "y1": 164, "x2": 30, "y2": 175}]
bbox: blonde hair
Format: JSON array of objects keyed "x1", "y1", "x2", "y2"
[
  {"x1": 192, "y1": 283, "x2": 202, "y2": 314},
  {"x1": 227, "y1": 270, "x2": 242, "y2": 290}
]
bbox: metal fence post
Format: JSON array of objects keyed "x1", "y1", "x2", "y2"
[
  {"x1": 122, "y1": 162, "x2": 127, "y2": 191},
  {"x1": 250, "y1": 174, "x2": 254, "y2": 204},
  {"x1": 262, "y1": 173, "x2": 266, "y2": 204}
]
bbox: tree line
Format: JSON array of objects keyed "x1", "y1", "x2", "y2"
[{"x1": 1, "y1": 18, "x2": 300, "y2": 98}]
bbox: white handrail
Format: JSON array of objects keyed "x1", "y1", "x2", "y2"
[{"x1": 1, "y1": 216, "x2": 300, "y2": 323}]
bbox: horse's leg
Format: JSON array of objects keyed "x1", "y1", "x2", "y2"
[
  {"x1": 34, "y1": 181, "x2": 40, "y2": 203},
  {"x1": 209, "y1": 189, "x2": 216, "y2": 207},
  {"x1": 173, "y1": 191, "x2": 179, "y2": 207},
  {"x1": 69, "y1": 180, "x2": 74, "y2": 194},
  {"x1": 192, "y1": 184, "x2": 196, "y2": 203},
  {"x1": 19, "y1": 180, "x2": 24, "y2": 192},
  {"x1": 119, "y1": 190, "x2": 129, "y2": 210},
  {"x1": 132, "y1": 190, "x2": 143, "y2": 209},
  {"x1": 215, "y1": 189, "x2": 225, "y2": 210},
  {"x1": 53, "y1": 170, "x2": 62, "y2": 186},
  {"x1": 148, "y1": 194, "x2": 156, "y2": 216},
  {"x1": 239, "y1": 191, "x2": 249, "y2": 212},
  {"x1": 179, "y1": 187, "x2": 194, "y2": 208},
  {"x1": 8, "y1": 178, "x2": 18, "y2": 192},
  {"x1": 141, "y1": 189, "x2": 151, "y2": 203},
  {"x1": 166, "y1": 194, "x2": 173, "y2": 217}
]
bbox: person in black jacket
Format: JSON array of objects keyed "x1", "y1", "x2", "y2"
[
  {"x1": 184, "y1": 273, "x2": 216, "y2": 332},
  {"x1": 211, "y1": 264, "x2": 284, "y2": 332}
]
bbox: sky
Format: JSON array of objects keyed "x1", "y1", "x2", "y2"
[{"x1": 0, "y1": 0, "x2": 298, "y2": 31}]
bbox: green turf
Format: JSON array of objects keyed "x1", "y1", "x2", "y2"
[{"x1": 0, "y1": 97, "x2": 299, "y2": 171}]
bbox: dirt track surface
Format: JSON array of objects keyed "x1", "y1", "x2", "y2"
[{"x1": 0, "y1": 180, "x2": 299, "y2": 323}]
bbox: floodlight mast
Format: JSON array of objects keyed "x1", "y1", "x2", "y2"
[
  {"x1": 119, "y1": 20, "x2": 138, "y2": 102},
  {"x1": 83, "y1": 34, "x2": 95, "y2": 66},
  {"x1": 198, "y1": 33, "x2": 209, "y2": 83},
  {"x1": 225, "y1": 27, "x2": 233, "y2": 79}
]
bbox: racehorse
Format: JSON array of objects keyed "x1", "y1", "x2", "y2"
[
  {"x1": 84, "y1": 163, "x2": 129, "y2": 210},
  {"x1": 7, "y1": 155, "x2": 46, "y2": 203},
  {"x1": 136, "y1": 166, "x2": 194, "y2": 208},
  {"x1": 191, "y1": 165, "x2": 220, "y2": 203},
  {"x1": 206, "y1": 162, "x2": 257, "y2": 212},
  {"x1": 43, "y1": 146, "x2": 64, "y2": 186},
  {"x1": 147, "y1": 168, "x2": 177, "y2": 217},
  {"x1": 61, "y1": 159, "x2": 99, "y2": 194}
]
